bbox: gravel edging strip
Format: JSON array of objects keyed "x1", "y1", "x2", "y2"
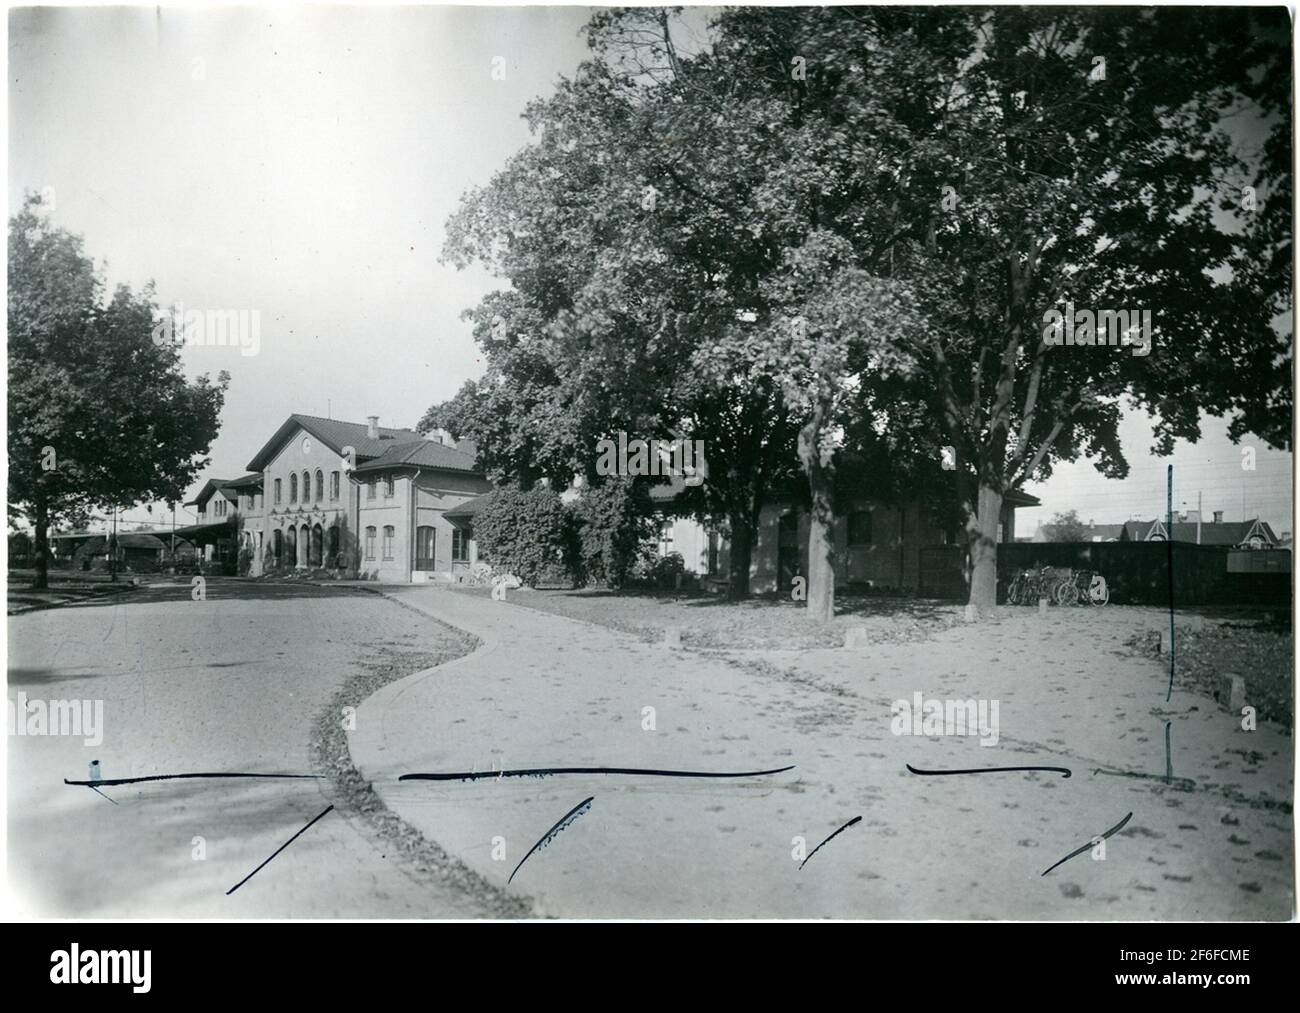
[{"x1": 309, "y1": 587, "x2": 533, "y2": 918}]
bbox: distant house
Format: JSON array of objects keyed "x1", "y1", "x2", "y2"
[
  {"x1": 47, "y1": 531, "x2": 184, "y2": 571},
  {"x1": 645, "y1": 474, "x2": 1039, "y2": 594},
  {"x1": 1125, "y1": 511, "x2": 1280, "y2": 547},
  {"x1": 1033, "y1": 511, "x2": 1280, "y2": 547}
]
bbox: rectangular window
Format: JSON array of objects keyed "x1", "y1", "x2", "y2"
[
  {"x1": 382, "y1": 525, "x2": 394, "y2": 560},
  {"x1": 367, "y1": 478, "x2": 376, "y2": 501},
  {"x1": 848, "y1": 509, "x2": 873, "y2": 547},
  {"x1": 416, "y1": 526, "x2": 436, "y2": 570},
  {"x1": 330, "y1": 471, "x2": 340, "y2": 501},
  {"x1": 658, "y1": 522, "x2": 674, "y2": 556},
  {"x1": 384, "y1": 476, "x2": 395, "y2": 499},
  {"x1": 365, "y1": 526, "x2": 376, "y2": 560},
  {"x1": 452, "y1": 527, "x2": 471, "y2": 562},
  {"x1": 274, "y1": 479, "x2": 281, "y2": 505}
]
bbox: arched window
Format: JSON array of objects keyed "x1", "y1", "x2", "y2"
[
  {"x1": 302, "y1": 471, "x2": 311, "y2": 503},
  {"x1": 289, "y1": 474, "x2": 298, "y2": 503},
  {"x1": 330, "y1": 471, "x2": 340, "y2": 501},
  {"x1": 310, "y1": 524, "x2": 323, "y2": 566},
  {"x1": 272, "y1": 529, "x2": 283, "y2": 563},
  {"x1": 327, "y1": 525, "x2": 340, "y2": 564},
  {"x1": 284, "y1": 525, "x2": 297, "y2": 563},
  {"x1": 315, "y1": 469, "x2": 324, "y2": 503}
]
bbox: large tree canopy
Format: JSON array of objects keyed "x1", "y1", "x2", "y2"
[
  {"x1": 430, "y1": 6, "x2": 1289, "y2": 614},
  {"x1": 8, "y1": 194, "x2": 230, "y2": 588}
]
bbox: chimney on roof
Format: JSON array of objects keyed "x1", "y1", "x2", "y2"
[
  {"x1": 367, "y1": 416, "x2": 379, "y2": 439},
  {"x1": 1213, "y1": 510, "x2": 1223, "y2": 524}
]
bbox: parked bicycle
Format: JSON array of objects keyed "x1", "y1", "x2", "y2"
[
  {"x1": 1006, "y1": 564, "x2": 1063, "y2": 605},
  {"x1": 1053, "y1": 568, "x2": 1110, "y2": 606}
]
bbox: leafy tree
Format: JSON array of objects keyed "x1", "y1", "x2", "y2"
[
  {"x1": 703, "y1": 6, "x2": 1290, "y2": 611},
  {"x1": 435, "y1": 5, "x2": 1289, "y2": 621},
  {"x1": 1045, "y1": 510, "x2": 1088, "y2": 542},
  {"x1": 7, "y1": 195, "x2": 230, "y2": 588}
]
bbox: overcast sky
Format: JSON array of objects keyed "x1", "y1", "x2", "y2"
[{"x1": 8, "y1": 5, "x2": 1292, "y2": 536}]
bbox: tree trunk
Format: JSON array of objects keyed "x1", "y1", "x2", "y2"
[
  {"x1": 726, "y1": 513, "x2": 754, "y2": 599},
  {"x1": 966, "y1": 483, "x2": 1002, "y2": 612},
  {"x1": 798, "y1": 405, "x2": 835, "y2": 623},
  {"x1": 33, "y1": 491, "x2": 49, "y2": 590}
]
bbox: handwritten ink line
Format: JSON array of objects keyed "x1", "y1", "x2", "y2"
[
  {"x1": 401, "y1": 765, "x2": 795, "y2": 783},
  {"x1": 906, "y1": 763, "x2": 1071, "y2": 778},
  {"x1": 1040, "y1": 811, "x2": 1133, "y2": 877},
  {"x1": 799, "y1": 815, "x2": 862, "y2": 870},
  {"x1": 65, "y1": 771, "x2": 320, "y2": 787},
  {"x1": 509, "y1": 797, "x2": 593, "y2": 885},
  {"x1": 87, "y1": 784, "x2": 119, "y2": 806},
  {"x1": 226, "y1": 805, "x2": 334, "y2": 895}
]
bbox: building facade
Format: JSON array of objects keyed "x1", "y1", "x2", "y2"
[{"x1": 186, "y1": 413, "x2": 490, "y2": 582}]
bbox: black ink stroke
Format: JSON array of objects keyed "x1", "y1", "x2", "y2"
[
  {"x1": 906, "y1": 763, "x2": 1071, "y2": 778},
  {"x1": 1040, "y1": 811, "x2": 1134, "y2": 877},
  {"x1": 87, "y1": 784, "x2": 119, "y2": 805},
  {"x1": 799, "y1": 815, "x2": 862, "y2": 870},
  {"x1": 226, "y1": 804, "x2": 334, "y2": 895},
  {"x1": 400, "y1": 765, "x2": 795, "y2": 783},
  {"x1": 65, "y1": 771, "x2": 320, "y2": 787},
  {"x1": 509, "y1": 797, "x2": 593, "y2": 885}
]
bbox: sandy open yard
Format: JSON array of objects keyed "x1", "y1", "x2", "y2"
[
  {"x1": 8, "y1": 577, "x2": 1291, "y2": 919},
  {"x1": 354, "y1": 586, "x2": 1294, "y2": 919}
]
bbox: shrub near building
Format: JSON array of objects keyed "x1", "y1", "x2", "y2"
[
  {"x1": 569, "y1": 478, "x2": 657, "y2": 589},
  {"x1": 473, "y1": 487, "x2": 575, "y2": 587}
]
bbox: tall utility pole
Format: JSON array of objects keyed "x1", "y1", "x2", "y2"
[
  {"x1": 109, "y1": 504, "x2": 118, "y2": 582},
  {"x1": 1196, "y1": 491, "x2": 1202, "y2": 545}
]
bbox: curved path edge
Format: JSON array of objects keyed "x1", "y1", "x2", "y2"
[{"x1": 312, "y1": 585, "x2": 536, "y2": 918}]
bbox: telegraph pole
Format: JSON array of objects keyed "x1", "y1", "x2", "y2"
[{"x1": 109, "y1": 504, "x2": 118, "y2": 582}]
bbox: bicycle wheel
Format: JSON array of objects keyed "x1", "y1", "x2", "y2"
[{"x1": 1053, "y1": 578, "x2": 1074, "y2": 606}]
